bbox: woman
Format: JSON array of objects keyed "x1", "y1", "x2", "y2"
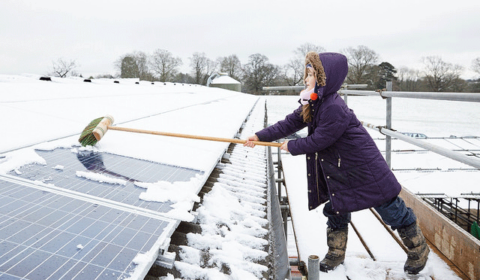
[{"x1": 245, "y1": 52, "x2": 429, "y2": 275}]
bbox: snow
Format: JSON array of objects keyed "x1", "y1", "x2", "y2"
[
  {"x1": 0, "y1": 74, "x2": 257, "y2": 179},
  {"x1": 52, "y1": 165, "x2": 64, "y2": 170},
  {"x1": 76, "y1": 170, "x2": 127, "y2": 185},
  {"x1": 0, "y1": 74, "x2": 258, "y2": 279},
  {"x1": 172, "y1": 101, "x2": 271, "y2": 279},
  {"x1": 181, "y1": 169, "x2": 271, "y2": 278},
  {"x1": 1, "y1": 74, "x2": 477, "y2": 279},
  {"x1": 134, "y1": 175, "x2": 203, "y2": 222},
  {"x1": 210, "y1": 75, "x2": 241, "y2": 85},
  {"x1": 0, "y1": 148, "x2": 46, "y2": 174}
]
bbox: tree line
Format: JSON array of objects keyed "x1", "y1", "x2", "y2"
[{"x1": 49, "y1": 44, "x2": 480, "y2": 94}]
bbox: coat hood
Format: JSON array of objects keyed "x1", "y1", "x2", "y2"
[{"x1": 304, "y1": 52, "x2": 348, "y2": 98}]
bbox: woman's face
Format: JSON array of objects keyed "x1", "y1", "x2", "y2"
[{"x1": 305, "y1": 67, "x2": 316, "y2": 89}]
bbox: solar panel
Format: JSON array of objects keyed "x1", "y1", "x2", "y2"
[
  {"x1": 0, "y1": 179, "x2": 173, "y2": 280},
  {"x1": 10, "y1": 148, "x2": 203, "y2": 214},
  {"x1": 0, "y1": 148, "x2": 205, "y2": 279}
]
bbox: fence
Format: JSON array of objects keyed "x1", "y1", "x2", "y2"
[
  {"x1": 338, "y1": 81, "x2": 480, "y2": 169},
  {"x1": 264, "y1": 83, "x2": 480, "y2": 169}
]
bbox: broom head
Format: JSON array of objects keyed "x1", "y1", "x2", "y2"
[{"x1": 78, "y1": 117, "x2": 103, "y2": 146}]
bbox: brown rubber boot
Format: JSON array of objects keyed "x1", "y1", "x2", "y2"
[
  {"x1": 398, "y1": 222, "x2": 430, "y2": 275},
  {"x1": 320, "y1": 227, "x2": 348, "y2": 272}
]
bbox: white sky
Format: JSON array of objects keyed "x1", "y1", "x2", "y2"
[{"x1": 1, "y1": 0, "x2": 479, "y2": 79}]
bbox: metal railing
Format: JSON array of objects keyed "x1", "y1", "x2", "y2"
[
  {"x1": 339, "y1": 81, "x2": 480, "y2": 169},
  {"x1": 263, "y1": 84, "x2": 367, "y2": 93},
  {"x1": 263, "y1": 85, "x2": 480, "y2": 278},
  {"x1": 264, "y1": 83, "x2": 480, "y2": 169}
]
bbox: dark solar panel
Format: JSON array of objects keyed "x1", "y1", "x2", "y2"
[
  {"x1": 0, "y1": 148, "x2": 205, "y2": 279},
  {"x1": 10, "y1": 148, "x2": 203, "y2": 214},
  {"x1": 0, "y1": 179, "x2": 172, "y2": 280}
]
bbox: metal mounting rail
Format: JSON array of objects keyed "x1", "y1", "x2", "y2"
[
  {"x1": 338, "y1": 89, "x2": 480, "y2": 103},
  {"x1": 362, "y1": 121, "x2": 480, "y2": 169}
]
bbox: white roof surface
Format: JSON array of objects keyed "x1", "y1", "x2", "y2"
[
  {"x1": 210, "y1": 75, "x2": 240, "y2": 85},
  {"x1": 0, "y1": 74, "x2": 260, "y2": 279}
]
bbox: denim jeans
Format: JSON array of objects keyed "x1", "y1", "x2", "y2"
[{"x1": 322, "y1": 196, "x2": 417, "y2": 231}]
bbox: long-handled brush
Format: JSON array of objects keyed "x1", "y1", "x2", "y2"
[{"x1": 78, "y1": 115, "x2": 283, "y2": 147}]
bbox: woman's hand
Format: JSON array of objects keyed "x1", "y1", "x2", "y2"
[
  {"x1": 244, "y1": 134, "x2": 259, "y2": 148},
  {"x1": 280, "y1": 140, "x2": 290, "y2": 153}
]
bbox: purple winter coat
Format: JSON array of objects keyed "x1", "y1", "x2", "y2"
[{"x1": 256, "y1": 53, "x2": 401, "y2": 214}]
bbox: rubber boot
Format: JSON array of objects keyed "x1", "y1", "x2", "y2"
[
  {"x1": 320, "y1": 227, "x2": 348, "y2": 272},
  {"x1": 398, "y1": 222, "x2": 430, "y2": 275}
]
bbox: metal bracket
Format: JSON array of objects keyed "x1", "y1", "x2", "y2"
[
  {"x1": 155, "y1": 237, "x2": 176, "y2": 269},
  {"x1": 155, "y1": 251, "x2": 176, "y2": 269},
  {"x1": 376, "y1": 89, "x2": 387, "y2": 99}
]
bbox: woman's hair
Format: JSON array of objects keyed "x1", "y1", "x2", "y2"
[
  {"x1": 300, "y1": 66, "x2": 314, "y2": 123},
  {"x1": 300, "y1": 104, "x2": 312, "y2": 123}
]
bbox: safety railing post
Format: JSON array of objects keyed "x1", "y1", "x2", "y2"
[
  {"x1": 308, "y1": 255, "x2": 319, "y2": 280},
  {"x1": 386, "y1": 81, "x2": 393, "y2": 169},
  {"x1": 277, "y1": 146, "x2": 282, "y2": 203}
]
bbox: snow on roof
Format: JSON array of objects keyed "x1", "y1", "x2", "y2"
[
  {"x1": 210, "y1": 75, "x2": 240, "y2": 85},
  {"x1": 152, "y1": 102, "x2": 277, "y2": 279},
  {"x1": 0, "y1": 74, "x2": 254, "y2": 170},
  {"x1": 0, "y1": 74, "x2": 267, "y2": 279}
]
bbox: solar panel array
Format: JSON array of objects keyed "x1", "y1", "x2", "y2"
[
  {"x1": 0, "y1": 148, "x2": 204, "y2": 280},
  {"x1": 12, "y1": 149, "x2": 202, "y2": 213}
]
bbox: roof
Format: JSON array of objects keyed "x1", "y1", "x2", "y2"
[
  {"x1": 0, "y1": 75, "x2": 267, "y2": 279},
  {"x1": 210, "y1": 75, "x2": 240, "y2": 85},
  {"x1": 147, "y1": 100, "x2": 287, "y2": 279}
]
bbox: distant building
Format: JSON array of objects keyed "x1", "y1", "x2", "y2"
[{"x1": 207, "y1": 73, "x2": 241, "y2": 92}]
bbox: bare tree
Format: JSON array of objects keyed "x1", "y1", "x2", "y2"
[
  {"x1": 95, "y1": 73, "x2": 115, "y2": 79},
  {"x1": 342, "y1": 45, "x2": 379, "y2": 86},
  {"x1": 282, "y1": 43, "x2": 326, "y2": 86},
  {"x1": 281, "y1": 58, "x2": 304, "y2": 87},
  {"x1": 149, "y1": 49, "x2": 182, "y2": 82},
  {"x1": 294, "y1": 42, "x2": 326, "y2": 58},
  {"x1": 173, "y1": 72, "x2": 195, "y2": 84},
  {"x1": 50, "y1": 58, "x2": 79, "y2": 78},
  {"x1": 422, "y1": 56, "x2": 464, "y2": 92},
  {"x1": 189, "y1": 52, "x2": 217, "y2": 85},
  {"x1": 397, "y1": 67, "x2": 422, "y2": 91},
  {"x1": 243, "y1": 53, "x2": 280, "y2": 94},
  {"x1": 115, "y1": 51, "x2": 151, "y2": 80},
  {"x1": 217, "y1": 55, "x2": 242, "y2": 81},
  {"x1": 473, "y1": 57, "x2": 480, "y2": 76},
  {"x1": 471, "y1": 58, "x2": 480, "y2": 92},
  {"x1": 203, "y1": 59, "x2": 217, "y2": 85}
]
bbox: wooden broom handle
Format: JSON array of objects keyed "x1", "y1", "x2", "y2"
[{"x1": 108, "y1": 126, "x2": 283, "y2": 147}]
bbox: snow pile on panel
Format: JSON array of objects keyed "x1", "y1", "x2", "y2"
[{"x1": 135, "y1": 175, "x2": 203, "y2": 222}]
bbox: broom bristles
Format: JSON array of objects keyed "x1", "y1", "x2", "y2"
[{"x1": 78, "y1": 117, "x2": 103, "y2": 146}]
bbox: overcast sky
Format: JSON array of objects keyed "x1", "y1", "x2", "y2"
[{"x1": 1, "y1": 0, "x2": 479, "y2": 79}]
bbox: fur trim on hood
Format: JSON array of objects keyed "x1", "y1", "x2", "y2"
[{"x1": 304, "y1": 51, "x2": 326, "y2": 87}]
